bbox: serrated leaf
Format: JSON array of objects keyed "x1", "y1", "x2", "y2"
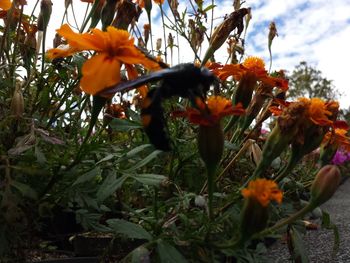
[
  {"x1": 109, "y1": 118, "x2": 142, "y2": 132},
  {"x1": 10, "y1": 180, "x2": 38, "y2": 200},
  {"x1": 73, "y1": 167, "x2": 101, "y2": 186},
  {"x1": 124, "y1": 150, "x2": 162, "y2": 172},
  {"x1": 107, "y1": 219, "x2": 152, "y2": 241},
  {"x1": 97, "y1": 174, "x2": 128, "y2": 202},
  {"x1": 157, "y1": 240, "x2": 188, "y2": 263},
  {"x1": 131, "y1": 174, "x2": 167, "y2": 186}
]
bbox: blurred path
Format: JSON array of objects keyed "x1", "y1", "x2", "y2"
[{"x1": 267, "y1": 178, "x2": 350, "y2": 262}]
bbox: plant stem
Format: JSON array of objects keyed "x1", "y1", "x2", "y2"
[
  {"x1": 257, "y1": 203, "x2": 315, "y2": 237},
  {"x1": 159, "y1": 4, "x2": 167, "y2": 64},
  {"x1": 207, "y1": 164, "x2": 217, "y2": 220}
]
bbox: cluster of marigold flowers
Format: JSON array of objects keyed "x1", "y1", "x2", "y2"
[{"x1": 3, "y1": 0, "x2": 348, "y2": 237}]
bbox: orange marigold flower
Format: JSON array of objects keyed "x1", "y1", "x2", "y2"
[
  {"x1": 213, "y1": 56, "x2": 288, "y2": 91},
  {"x1": 323, "y1": 128, "x2": 350, "y2": 151},
  {"x1": 0, "y1": 0, "x2": 11, "y2": 10},
  {"x1": 241, "y1": 179, "x2": 283, "y2": 207},
  {"x1": 298, "y1": 97, "x2": 333, "y2": 126},
  {"x1": 46, "y1": 24, "x2": 160, "y2": 96},
  {"x1": 173, "y1": 96, "x2": 245, "y2": 126}
]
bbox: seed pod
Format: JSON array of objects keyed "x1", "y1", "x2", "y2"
[
  {"x1": 310, "y1": 165, "x2": 341, "y2": 207},
  {"x1": 37, "y1": 0, "x2": 52, "y2": 31},
  {"x1": 198, "y1": 123, "x2": 224, "y2": 169},
  {"x1": 10, "y1": 85, "x2": 24, "y2": 118},
  {"x1": 156, "y1": 38, "x2": 162, "y2": 51}
]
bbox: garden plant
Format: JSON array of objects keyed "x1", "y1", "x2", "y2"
[{"x1": 0, "y1": 0, "x2": 349, "y2": 262}]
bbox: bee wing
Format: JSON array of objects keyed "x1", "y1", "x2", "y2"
[{"x1": 97, "y1": 68, "x2": 178, "y2": 96}]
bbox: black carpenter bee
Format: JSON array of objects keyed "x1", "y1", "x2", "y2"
[{"x1": 98, "y1": 63, "x2": 218, "y2": 151}]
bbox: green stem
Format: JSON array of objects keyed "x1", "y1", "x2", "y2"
[
  {"x1": 159, "y1": 4, "x2": 167, "y2": 64},
  {"x1": 274, "y1": 153, "x2": 300, "y2": 182},
  {"x1": 257, "y1": 203, "x2": 315, "y2": 237},
  {"x1": 207, "y1": 164, "x2": 217, "y2": 220},
  {"x1": 146, "y1": 11, "x2": 154, "y2": 55}
]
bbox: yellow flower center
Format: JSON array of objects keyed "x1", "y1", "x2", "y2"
[
  {"x1": 242, "y1": 56, "x2": 265, "y2": 70},
  {"x1": 206, "y1": 96, "x2": 232, "y2": 116},
  {"x1": 298, "y1": 97, "x2": 332, "y2": 125}
]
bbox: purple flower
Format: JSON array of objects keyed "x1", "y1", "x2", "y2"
[{"x1": 332, "y1": 150, "x2": 350, "y2": 165}]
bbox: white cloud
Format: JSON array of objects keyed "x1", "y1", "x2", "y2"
[{"x1": 25, "y1": 0, "x2": 350, "y2": 108}]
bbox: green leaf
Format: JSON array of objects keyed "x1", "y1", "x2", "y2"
[
  {"x1": 10, "y1": 180, "x2": 38, "y2": 200},
  {"x1": 124, "y1": 150, "x2": 162, "y2": 172},
  {"x1": 96, "y1": 174, "x2": 128, "y2": 202},
  {"x1": 73, "y1": 54, "x2": 86, "y2": 77},
  {"x1": 73, "y1": 167, "x2": 101, "y2": 186},
  {"x1": 35, "y1": 146, "x2": 46, "y2": 165},
  {"x1": 203, "y1": 4, "x2": 216, "y2": 13},
  {"x1": 124, "y1": 144, "x2": 152, "y2": 159},
  {"x1": 121, "y1": 245, "x2": 150, "y2": 263},
  {"x1": 321, "y1": 210, "x2": 340, "y2": 255},
  {"x1": 86, "y1": 95, "x2": 107, "y2": 141},
  {"x1": 288, "y1": 226, "x2": 309, "y2": 263},
  {"x1": 157, "y1": 240, "x2": 188, "y2": 263},
  {"x1": 109, "y1": 118, "x2": 142, "y2": 132},
  {"x1": 96, "y1": 153, "x2": 119, "y2": 165},
  {"x1": 131, "y1": 174, "x2": 167, "y2": 186},
  {"x1": 107, "y1": 219, "x2": 152, "y2": 241}
]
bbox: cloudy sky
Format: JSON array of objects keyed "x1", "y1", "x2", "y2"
[{"x1": 25, "y1": 0, "x2": 350, "y2": 108}]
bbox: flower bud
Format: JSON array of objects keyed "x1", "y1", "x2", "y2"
[
  {"x1": 64, "y1": 0, "x2": 72, "y2": 9},
  {"x1": 37, "y1": 0, "x2": 52, "y2": 31},
  {"x1": 240, "y1": 195, "x2": 269, "y2": 240},
  {"x1": 156, "y1": 38, "x2": 162, "y2": 51},
  {"x1": 10, "y1": 85, "x2": 24, "y2": 118},
  {"x1": 143, "y1": 24, "x2": 150, "y2": 45},
  {"x1": 101, "y1": 0, "x2": 117, "y2": 30},
  {"x1": 240, "y1": 179, "x2": 282, "y2": 240},
  {"x1": 198, "y1": 123, "x2": 224, "y2": 169},
  {"x1": 144, "y1": 0, "x2": 152, "y2": 13},
  {"x1": 310, "y1": 165, "x2": 341, "y2": 207},
  {"x1": 268, "y1": 21, "x2": 278, "y2": 49}
]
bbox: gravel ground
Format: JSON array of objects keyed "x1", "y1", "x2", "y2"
[{"x1": 266, "y1": 178, "x2": 350, "y2": 263}]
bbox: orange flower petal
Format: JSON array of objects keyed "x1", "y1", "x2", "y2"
[
  {"x1": 56, "y1": 24, "x2": 105, "y2": 52},
  {"x1": 80, "y1": 54, "x2": 121, "y2": 95},
  {"x1": 0, "y1": 0, "x2": 11, "y2": 10},
  {"x1": 241, "y1": 179, "x2": 283, "y2": 207},
  {"x1": 46, "y1": 45, "x2": 78, "y2": 60}
]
